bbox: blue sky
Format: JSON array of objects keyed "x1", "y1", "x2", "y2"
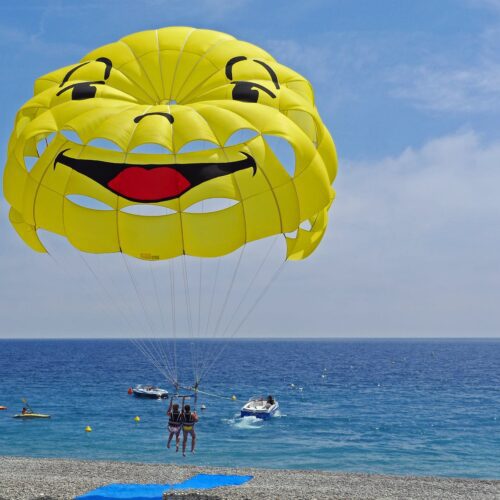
[{"x1": 1, "y1": 0, "x2": 499, "y2": 337}]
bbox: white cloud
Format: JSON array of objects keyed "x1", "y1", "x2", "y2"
[
  {"x1": 388, "y1": 62, "x2": 500, "y2": 113},
  {"x1": 266, "y1": 130, "x2": 500, "y2": 337},
  {"x1": 265, "y1": 35, "x2": 381, "y2": 114},
  {"x1": 387, "y1": 4, "x2": 500, "y2": 114},
  {"x1": 466, "y1": 0, "x2": 500, "y2": 11},
  {"x1": 0, "y1": 24, "x2": 87, "y2": 58}
]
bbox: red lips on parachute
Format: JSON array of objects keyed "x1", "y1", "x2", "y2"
[{"x1": 108, "y1": 166, "x2": 191, "y2": 201}]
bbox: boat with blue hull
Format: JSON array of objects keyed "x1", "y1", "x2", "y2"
[{"x1": 240, "y1": 396, "x2": 279, "y2": 419}]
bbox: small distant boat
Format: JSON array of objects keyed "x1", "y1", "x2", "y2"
[
  {"x1": 240, "y1": 395, "x2": 279, "y2": 419},
  {"x1": 0, "y1": 406, "x2": 7, "y2": 410},
  {"x1": 14, "y1": 400, "x2": 49, "y2": 419},
  {"x1": 132, "y1": 384, "x2": 169, "y2": 399},
  {"x1": 13, "y1": 412, "x2": 51, "y2": 419}
]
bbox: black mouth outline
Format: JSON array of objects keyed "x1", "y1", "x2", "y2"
[{"x1": 54, "y1": 149, "x2": 256, "y2": 203}]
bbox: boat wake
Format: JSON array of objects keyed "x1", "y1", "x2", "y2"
[{"x1": 225, "y1": 415, "x2": 264, "y2": 429}]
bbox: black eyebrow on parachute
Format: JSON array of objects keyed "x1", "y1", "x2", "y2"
[
  {"x1": 60, "y1": 57, "x2": 113, "y2": 87},
  {"x1": 225, "y1": 56, "x2": 247, "y2": 80},
  {"x1": 254, "y1": 60, "x2": 280, "y2": 90},
  {"x1": 134, "y1": 112, "x2": 175, "y2": 124},
  {"x1": 225, "y1": 56, "x2": 280, "y2": 90}
]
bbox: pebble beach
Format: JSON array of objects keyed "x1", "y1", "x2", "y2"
[{"x1": 0, "y1": 456, "x2": 499, "y2": 500}]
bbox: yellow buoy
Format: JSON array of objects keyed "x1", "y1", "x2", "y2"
[
  {"x1": 134, "y1": 416, "x2": 140, "y2": 422},
  {"x1": 85, "y1": 426, "x2": 92, "y2": 432},
  {"x1": 231, "y1": 395, "x2": 237, "y2": 401}
]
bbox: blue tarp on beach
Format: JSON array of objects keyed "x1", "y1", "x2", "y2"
[{"x1": 75, "y1": 473, "x2": 253, "y2": 499}]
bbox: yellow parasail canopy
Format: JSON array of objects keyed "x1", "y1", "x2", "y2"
[{"x1": 3, "y1": 27, "x2": 337, "y2": 261}]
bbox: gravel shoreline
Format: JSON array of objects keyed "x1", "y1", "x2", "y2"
[{"x1": 0, "y1": 456, "x2": 498, "y2": 500}]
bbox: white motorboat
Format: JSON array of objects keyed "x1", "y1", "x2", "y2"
[
  {"x1": 240, "y1": 395, "x2": 279, "y2": 419},
  {"x1": 132, "y1": 384, "x2": 168, "y2": 399}
]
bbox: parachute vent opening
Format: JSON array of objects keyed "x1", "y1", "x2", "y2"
[
  {"x1": 130, "y1": 143, "x2": 173, "y2": 155},
  {"x1": 87, "y1": 138, "x2": 123, "y2": 152},
  {"x1": 263, "y1": 135, "x2": 296, "y2": 177},
  {"x1": 299, "y1": 220, "x2": 312, "y2": 231},
  {"x1": 60, "y1": 129, "x2": 84, "y2": 145},
  {"x1": 24, "y1": 157, "x2": 38, "y2": 172},
  {"x1": 36, "y1": 133, "x2": 54, "y2": 156},
  {"x1": 184, "y1": 198, "x2": 239, "y2": 214},
  {"x1": 178, "y1": 140, "x2": 219, "y2": 154},
  {"x1": 65, "y1": 195, "x2": 114, "y2": 211},
  {"x1": 224, "y1": 129, "x2": 259, "y2": 147},
  {"x1": 121, "y1": 205, "x2": 177, "y2": 216}
]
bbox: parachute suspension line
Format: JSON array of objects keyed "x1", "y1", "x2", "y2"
[
  {"x1": 184, "y1": 386, "x2": 237, "y2": 401},
  {"x1": 200, "y1": 256, "x2": 287, "y2": 383},
  {"x1": 90, "y1": 256, "x2": 173, "y2": 384},
  {"x1": 197, "y1": 254, "x2": 203, "y2": 337},
  {"x1": 194, "y1": 256, "x2": 221, "y2": 384},
  {"x1": 181, "y1": 254, "x2": 199, "y2": 386},
  {"x1": 233, "y1": 259, "x2": 287, "y2": 338},
  {"x1": 222, "y1": 235, "x2": 279, "y2": 338},
  {"x1": 204, "y1": 258, "x2": 220, "y2": 339},
  {"x1": 122, "y1": 255, "x2": 173, "y2": 382},
  {"x1": 195, "y1": 203, "x2": 205, "y2": 381},
  {"x1": 46, "y1": 249, "x2": 135, "y2": 340},
  {"x1": 196, "y1": 256, "x2": 204, "y2": 388},
  {"x1": 211, "y1": 244, "x2": 246, "y2": 338},
  {"x1": 51, "y1": 247, "x2": 162, "y2": 381},
  {"x1": 129, "y1": 338, "x2": 174, "y2": 384},
  {"x1": 198, "y1": 245, "x2": 246, "y2": 381},
  {"x1": 74, "y1": 252, "x2": 173, "y2": 383},
  {"x1": 149, "y1": 261, "x2": 177, "y2": 386},
  {"x1": 169, "y1": 259, "x2": 179, "y2": 388},
  {"x1": 78, "y1": 253, "x2": 134, "y2": 333},
  {"x1": 49, "y1": 250, "x2": 161, "y2": 379},
  {"x1": 121, "y1": 253, "x2": 177, "y2": 385}
]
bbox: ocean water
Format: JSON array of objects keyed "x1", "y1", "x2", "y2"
[{"x1": 0, "y1": 339, "x2": 498, "y2": 479}]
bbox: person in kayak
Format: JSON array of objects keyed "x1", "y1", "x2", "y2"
[
  {"x1": 181, "y1": 404, "x2": 198, "y2": 456},
  {"x1": 166, "y1": 401, "x2": 182, "y2": 452}
]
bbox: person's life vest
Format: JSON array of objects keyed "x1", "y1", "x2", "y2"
[
  {"x1": 182, "y1": 411, "x2": 197, "y2": 430},
  {"x1": 169, "y1": 411, "x2": 181, "y2": 427}
]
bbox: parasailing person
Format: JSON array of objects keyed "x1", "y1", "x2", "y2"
[
  {"x1": 181, "y1": 403, "x2": 199, "y2": 456},
  {"x1": 166, "y1": 399, "x2": 182, "y2": 452}
]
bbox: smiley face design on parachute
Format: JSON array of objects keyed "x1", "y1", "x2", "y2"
[
  {"x1": 4, "y1": 27, "x2": 337, "y2": 261},
  {"x1": 51, "y1": 56, "x2": 278, "y2": 203}
]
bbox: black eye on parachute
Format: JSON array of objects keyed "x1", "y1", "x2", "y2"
[
  {"x1": 231, "y1": 81, "x2": 277, "y2": 103},
  {"x1": 57, "y1": 81, "x2": 105, "y2": 100},
  {"x1": 57, "y1": 57, "x2": 112, "y2": 101},
  {"x1": 226, "y1": 56, "x2": 280, "y2": 103}
]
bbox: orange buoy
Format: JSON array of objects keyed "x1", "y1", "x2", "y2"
[{"x1": 128, "y1": 387, "x2": 133, "y2": 395}]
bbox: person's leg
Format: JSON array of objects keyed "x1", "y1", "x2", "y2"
[
  {"x1": 190, "y1": 429, "x2": 196, "y2": 453},
  {"x1": 175, "y1": 430, "x2": 180, "y2": 452},
  {"x1": 167, "y1": 431, "x2": 173, "y2": 448},
  {"x1": 182, "y1": 430, "x2": 188, "y2": 456}
]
